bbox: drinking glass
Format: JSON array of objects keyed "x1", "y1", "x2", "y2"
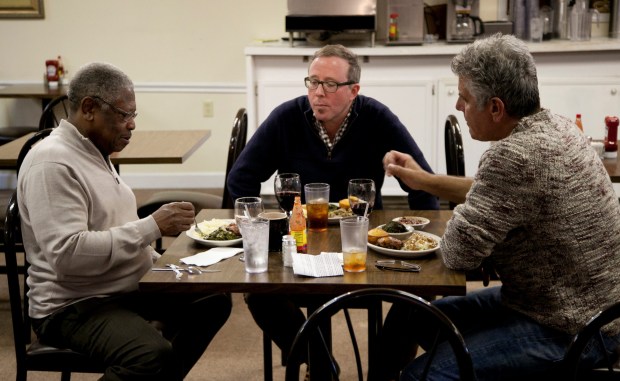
[
  {"x1": 234, "y1": 197, "x2": 264, "y2": 233},
  {"x1": 239, "y1": 217, "x2": 269, "y2": 273},
  {"x1": 274, "y1": 173, "x2": 301, "y2": 217},
  {"x1": 348, "y1": 179, "x2": 376, "y2": 217},
  {"x1": 304, "y1": 183, "x2": 330, "y2": 232},
  {"x1": 340, "y1": 216, "x2": 369, "y2": 272}
]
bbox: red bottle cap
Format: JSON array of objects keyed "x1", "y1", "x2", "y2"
[{"x1": 605, "y1": 116, "x2": 619, "y2": 128}]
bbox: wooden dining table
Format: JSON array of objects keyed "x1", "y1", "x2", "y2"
[
  {"x1": 0, "y1": 83, "x2": 67, "y2": 110},
  {"x1": 139, "y1": 209, "x2": 464, "y2": 297},
  {"x1": 0, "y1": 129, "x2": 211, "y2": 169},
  {"x1": 139, "y1": 208, "x2": 463, "y2": 380}
]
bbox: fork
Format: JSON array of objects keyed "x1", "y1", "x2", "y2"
[{"x1": 194, "y1": 217, "x2": 205, "y2": 236}]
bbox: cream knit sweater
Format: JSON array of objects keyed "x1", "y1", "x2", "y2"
[
  {"x1": 18, "y1": 121, "x2": 161, "y2": 319},
  {"x1": 443, "y1": 109, "x2": 620, "y2": 335}
]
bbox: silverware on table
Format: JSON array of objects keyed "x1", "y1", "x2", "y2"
[{"x1": 374, "y1": 260, "x2": 421, "y2": 272}]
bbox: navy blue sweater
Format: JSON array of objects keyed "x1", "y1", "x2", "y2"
[{"x1": 227, "y1": 95, "x2": 439, "y2": 210}]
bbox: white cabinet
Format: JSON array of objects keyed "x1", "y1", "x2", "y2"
[
  {"x1": 538, "y1": 78, "x2": 620, "y2": 139},
  {"x1": 437, "y1": 78, "x2": 490, "y2": 178}
]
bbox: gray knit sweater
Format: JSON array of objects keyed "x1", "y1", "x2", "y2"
[{"x1": 442, "y1": 109, "x2": 620, "y2": 335}]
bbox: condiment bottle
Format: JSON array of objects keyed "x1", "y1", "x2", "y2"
[
  {"x1": 282, "y1": 235, "x2": 296, "y2": 267},
  {"x1": 389, "y1": 13, "x2": 399, "y2": 41},
  {"x1": 289, "y1": 196, "x2": 307, "y2": 253},
  {"x1": 57, "y1": 55, "x2": 65, "y2": 81},
  {"x1": 575, "y1": 113, "x2": 584, "y2": 132},
  {"x1": 604, "y1": 116, "x2": 619, "y2": 158}
]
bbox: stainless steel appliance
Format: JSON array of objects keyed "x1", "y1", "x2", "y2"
[
  {"x1": 446, "y1": 0, "x2": 484, "y2": 43},
  {"x1": 285, "y1": 0, "x2": 377, "y2": 46}
]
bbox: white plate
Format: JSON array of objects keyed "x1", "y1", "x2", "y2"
[
  {"x1": 367, "y1": 231, "x2": 441, "y2": 258},
  {"x1": 185, "y1": 220, "x2": 243, "y2": 247},
  {"x1": 303, "y1": 203, "x2": 354, "y2": 224},
  {"x1": 392, "y1": 216, "x2": 430, "y2": 230}
]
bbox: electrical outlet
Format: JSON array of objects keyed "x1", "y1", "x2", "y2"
[{"x1": 203, "y1": 101, "x2": 214, "y2": 118}]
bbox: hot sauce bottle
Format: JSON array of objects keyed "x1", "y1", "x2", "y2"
[
  {"x1": 289, "y1": 196, "x2": 307, "y2": 253},
  {"x1": 604, "y1": 116, "x2": 619, "y2": 158}
]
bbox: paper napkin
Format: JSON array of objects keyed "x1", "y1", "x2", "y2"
[
  {"x1": 292, "y1": 252, "x2": 344, "y2": 277},
  {"x1": 181, "y1": 247, "x2": 243, "y2": 267}
]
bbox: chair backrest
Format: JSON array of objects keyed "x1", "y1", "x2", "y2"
[
  {"x1": 563, "y1": 302, "x2": 620, "y2": 379},
  {"x1": 38, "y1": 94, "x2": 69, "y2": 130},
  {"x1": 444, "y1": 115, "x2": 465, "y2": 210},
  {"x1": 221, "y1": 108, "x2": 247, "y2": 209},
  {"x1": 16, "y1": 128, "x2": 54, "y2": 177},
  {"x1": 285, "y1": 288, "x2": 475, "y2": 381},
  {"x1": 5, "y1": 190, "x2": 30, "y2": 359}
]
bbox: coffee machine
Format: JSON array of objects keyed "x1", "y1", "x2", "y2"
[{"x1": 446, "y1": 0, "x2": 483, "y2": 43}]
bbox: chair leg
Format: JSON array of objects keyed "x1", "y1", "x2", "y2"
[
  {"x1": 61, "y1": 371, "x2": 72, "y2": 381},
  {"x1": 263, "y1": 332, "x2": 273, "y2": 381}
]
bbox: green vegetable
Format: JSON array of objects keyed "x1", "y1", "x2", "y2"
[
  {"x1": 206, "y1": 227, "x2": 241, "y2": 241},
  {"x1": 383, "y1": 221, "x2": 407, "y2": 233}
]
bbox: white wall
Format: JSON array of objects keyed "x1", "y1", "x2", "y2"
[
  {"x1": 0, "y1": 0, "x2": 287, "y2": 188},
  {"x1": 0, "y1": 0, "x2": 500, "y2": 189}
]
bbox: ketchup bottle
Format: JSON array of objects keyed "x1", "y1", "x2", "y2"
[{"x1": 604, "y1": 116, "x2": 619, "y2": 158}]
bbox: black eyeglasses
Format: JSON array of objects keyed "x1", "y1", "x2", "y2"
[
  {"x1": 304, "y1": 77, "x2": 356, "y2": 93},
  {"x1": 91, "y1": 95, "x2": 138, "y2": 122}
]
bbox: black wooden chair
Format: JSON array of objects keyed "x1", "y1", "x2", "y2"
[
  {"x1": 5, "y1": 126, "x2": 105, "y2": 380},
  {"x1": 444, "y1": 114, "x2": 465, "y2": 210},
  {"x1": 285, "y1": 288, "x2": 475, "y2": 381},
  {"x1": 136, "y1": 108, "x2": 248, "y2": 251},
  {"x1": 38, "y1": 94, "x2": 69, "y2": 130},
  {"x1": 563, "y1": 302, "x2": 620, "y2": 380}
]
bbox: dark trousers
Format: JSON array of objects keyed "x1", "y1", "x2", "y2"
[
  {"x1": 245, "y1": 293, "x2": 335, "y2": 365},
  {"x1": 33, "y1": 291, "x2": 232, "y2": 381}
]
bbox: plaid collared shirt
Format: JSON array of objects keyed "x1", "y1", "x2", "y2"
[{"x1": 312, "y1": 100, "x2": 355, "y2": 157}]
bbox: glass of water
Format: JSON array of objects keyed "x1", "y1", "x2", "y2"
[{"x1": 239, "y1": 217, "x2": 270, "y2": 273}]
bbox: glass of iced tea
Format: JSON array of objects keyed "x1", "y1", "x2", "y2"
[
  {"x1": 304, "y1": 183, "x2": 330, "y2": 232},
  {"x1": 340, "y1": 216, "x2": 369, "y2": 272}
]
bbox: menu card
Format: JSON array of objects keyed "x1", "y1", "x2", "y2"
[{"x1": 292, "y1": 252, "x2": 344, "y2": 277}]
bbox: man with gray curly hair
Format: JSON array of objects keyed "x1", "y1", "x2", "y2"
[
  {"x1": 19, "y1": 62, "x2": 232, "y2": 381},
  {"x1": 382, "y1": 34, "x2": 620, "y2": 380}
]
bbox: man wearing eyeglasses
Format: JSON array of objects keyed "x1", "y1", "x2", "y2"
[
  {"x1": 17, "y1": 62, "x2": 232, "y2": 381},
  {"x1": 228, "y1": 44, "x2": 438, "y2": 210},
  {"x1": 229, "y1": 44, "x2": 439, "y2": 376}
]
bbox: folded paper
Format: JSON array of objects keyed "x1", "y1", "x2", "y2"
[
  {"x1": 292, "y1": 252, "x2": 344, "y2": 277},
  {"x1": 181, "y1": 247, "x2": 243, "y2": 267}
]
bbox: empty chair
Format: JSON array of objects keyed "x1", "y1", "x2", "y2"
[
  {"x1": 38, "y1": 94, "x2": 69, "y2": 130},
  {"x1": 562, "y1": 301, "x2": 620, "y2": 380},
  {"x1": 137, "y1": 108, "x2": 247, "y2": 251},
  {"x1": 444, "y1": 114, "x2": 465, "y2": 210},
  {"x1": 285, "y1": 288, "x2": 475, "y2": 381}
]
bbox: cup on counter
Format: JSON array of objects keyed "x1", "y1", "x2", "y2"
[
  {"x1": 591, "y1": 141, "x2": 605, "y2": 159},
  {"x1": 259, "y1": 211, "x2": 289, "y2": 252},
  {"x1": 239, "y1": 217, "x2": 270, "y2": 273},
  {"x1": 340, "y1": 216, "x2": 369, "y2": 272},
  {"x1": 304, "y1": 183, "x2": 330, "y2": 232}
]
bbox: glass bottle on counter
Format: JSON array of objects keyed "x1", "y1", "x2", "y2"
[
  {"x1": 604, "y1": 116, "x2": 619, "y2": 158},
  {"x1": 389, "y1": 13, "x2": 399, "y2": 41},
  {"x1": 289, "y1": 196, "x2": 307, "y2": 253},
  {"x1": 575, "y1": 113, "x2": 584, "y2": 132}
]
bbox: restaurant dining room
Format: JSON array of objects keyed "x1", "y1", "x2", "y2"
[{"x1": 1, "y1": 0, "x2": 620, "y2": 380}]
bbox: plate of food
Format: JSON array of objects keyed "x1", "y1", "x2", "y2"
[
  {"x1": 367, "y1": 231, "x2": 441, "y2": 258},
  {"x1": 392, "y1": 216, "x2": 431, "y2": 230},
  {"x1": 302, "y1": 200, "x2": 354, "y2": 224},
  {"x1": 186, "y1": 218, "x2": 243, "y2": 247},
  {"x1": 328, "y1": 201, "x2": 354, "y2": 223}
]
